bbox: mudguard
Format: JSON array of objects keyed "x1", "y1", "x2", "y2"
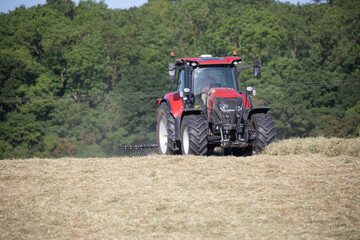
[
  {"x1": 158, "y1": 92, "x2": 185, "y2": 143},
  {"x1": 158, "y1": 92, "x2": 184, "y2": 117}
]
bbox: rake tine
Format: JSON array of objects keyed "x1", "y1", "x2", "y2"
[{"x1": 122, "y1": 144, "x2": 158, "y2": 157}]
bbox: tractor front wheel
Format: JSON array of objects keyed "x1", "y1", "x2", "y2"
[
  {"x1": 249, "y1": 113, "x2": 276, "y2": 154},
  {"x1": 180, "y1": 114, "x2": 208, "y2": 155}
]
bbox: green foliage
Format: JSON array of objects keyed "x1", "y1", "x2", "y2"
[{"x1": 0, "y1": 0, "x2": 359, "y2": 159}]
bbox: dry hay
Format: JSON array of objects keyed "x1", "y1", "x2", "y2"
[
  {"x1": 264, "y1": 137, "x2": 360, "y2": 157},
  {"x1": 0, "y1": 139, "x2": 359, "y2": 239}
]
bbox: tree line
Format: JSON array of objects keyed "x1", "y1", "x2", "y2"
[{"x1": 0, "y1": 0, "x2": 359, "y2": 159}]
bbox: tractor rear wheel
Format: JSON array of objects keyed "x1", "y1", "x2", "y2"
[
  {"x1": 157, "y1": 103, "x2": 178, "y2": 155},
  {"x1": 249, "y1": 113, "x2": 276, "y2": 154},
  {"x1": 181, "y1": 114, "x2": 208, "y2": 155}
]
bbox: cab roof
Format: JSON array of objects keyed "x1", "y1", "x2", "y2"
[{"x1": 176, "y1": 56, "x2": 242, "y2": 65}]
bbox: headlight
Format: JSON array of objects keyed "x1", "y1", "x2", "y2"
[
  {"x1": 218, "y1": 102, "x2": 229, "y2": 111},
  {"x1": 236, "y1": 104, "x2": 243, "y2": 111}
]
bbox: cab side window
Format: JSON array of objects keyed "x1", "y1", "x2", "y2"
[{"x1": 178, "y1": 70, "x2": 185, "y2": 92}]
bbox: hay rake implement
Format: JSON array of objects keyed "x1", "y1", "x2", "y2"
[{"x1": 123, "y1": 144, "x2": 158, "y2": 157}]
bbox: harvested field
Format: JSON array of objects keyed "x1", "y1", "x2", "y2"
[{"x1": 1, "y1": 138, "x2": 360, "y2": 239}]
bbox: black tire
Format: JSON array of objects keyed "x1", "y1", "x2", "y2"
[
  {"x1": 157, "y1": 103, "x2": 179, "y2": 155},
  {"x1": 181, "y1": 114, "x2": 208, "y2": 155},
  {"x1": 249, "y1": 113, "x2": 276, "y2": 154}
]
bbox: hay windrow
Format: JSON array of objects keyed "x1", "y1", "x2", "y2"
[{"x1": 263, "y1": 137, "x2": 360, "y2": 157}]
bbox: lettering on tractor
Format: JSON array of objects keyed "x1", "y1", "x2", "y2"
[{"x1": 157, "y1": 51, "x2": 275, "y2": 156}]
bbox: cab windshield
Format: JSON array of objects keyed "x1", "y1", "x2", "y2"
[{"x1": 193, "y1": 66, "x2": 238, "y2": 107}]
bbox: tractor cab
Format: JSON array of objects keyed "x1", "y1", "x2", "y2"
[
  {"x1": 180, "y1": 64, "x2": 239, "y2": 109},
  {"x1": 171, "y1": 53, "x2": 244, "y2": 108}
]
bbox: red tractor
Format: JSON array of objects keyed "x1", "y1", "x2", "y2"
[{"x1": 157, "y1": 52, "x2": 275, "y2": 156}]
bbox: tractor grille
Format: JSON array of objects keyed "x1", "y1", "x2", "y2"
[{"x1": 211, "y1": 97, "x2": 243, "y2": 125}]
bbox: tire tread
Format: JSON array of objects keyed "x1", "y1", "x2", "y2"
[
  {"x1": 182, "y1": 114, "x2": 208, "y2": 155},
  {"x1": 251, "y1": 113, "x2": 276, "y2": 154}
]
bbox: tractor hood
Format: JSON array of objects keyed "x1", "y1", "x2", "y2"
[
  {"x1": 207, "y1": 88, "x2": 241, "y2": 117},
  {"x1": 207, "y1": 88, "x2": 251, "y2": 119},
  {"x1": 208, "y1": 88, "x2": 240, "y2": 99}
]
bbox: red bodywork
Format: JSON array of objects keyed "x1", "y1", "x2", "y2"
[
  {"x1": 160, "y1": 92, "x2": 184, "y2": 117},
  {"x1": 206, "y1": 88, "x2": 251, "y2": 118},
  {"x1": 176, "y1": 57, "x2": 242, "y2": 65},
  {"x1": 159, "y1": 88, "x2": 251, "y2": 118}
]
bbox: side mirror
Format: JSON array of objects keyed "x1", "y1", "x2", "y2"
[
  {"x1": 168, "y1": 63, "x2": 176, "y2": 81},
  {"x1": 253, "y1": 60, "x2": 261, "y2": 78}
]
